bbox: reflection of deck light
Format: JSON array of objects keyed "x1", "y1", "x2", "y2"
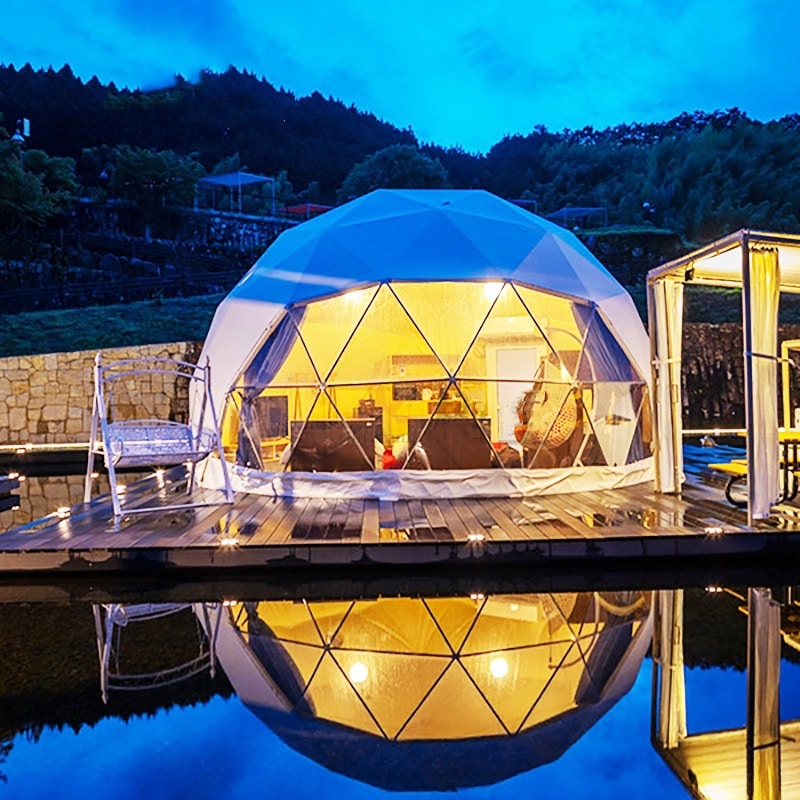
[
  {"x1": 704, "y1": 525, "x2": 724, "y2": 536},
  {"x1": 56, "y1": 507, "x2": 71, "y2": 519},
  {"x1": 468, "y1": 532, "x2": 485, "y2": 542},
  {"x1": 220, "y1": 537, "x2": 239, "y2": 547},
  {"x1": 490, "y1": 657, "x2": 509, "y2": 678},
  {"x1": 509, "y1": 602, "x2": 519, "y2": 612},
  {"x1": 15, "y1": 447, "x2": 27, "y2": 455},
  {"x1": 470, "y1": 592, "x2": 485, "y2": 601},
  {"x1": 222, "y1": 599, "x2": 237, "y2": 606},
  {"x1": 349, "y1": 662, "x2": 369, "y2": 684}
]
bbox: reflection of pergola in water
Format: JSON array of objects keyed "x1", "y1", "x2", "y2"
[
  {"x1": 203, "y1": 591, "x2": 652, "y2": 791},
  {"x1": 652, "y1": 587, "x2": 800, "y2": 800}
]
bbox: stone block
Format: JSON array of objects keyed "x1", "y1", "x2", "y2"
[
  {"x1": 8, "y1": 407, "x2": 27, "y2": 432},
  {"x1": 65, "y1": 418, "x2": 84, "y2": 435},
  {"x1": 41, "y1": 404, "x2": 68, "y2": 422}
]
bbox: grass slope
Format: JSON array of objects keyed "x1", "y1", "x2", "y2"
[
  {"x1": 4, "y1": 285, "x2": 800, "y2": 359},
  {"x1": 0, "y1": 294, "x2": 225, "y2": 357}
]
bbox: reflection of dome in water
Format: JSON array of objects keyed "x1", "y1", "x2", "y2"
[{"x1": 203, "y1": 591, "x2": 652, "y2": 791}]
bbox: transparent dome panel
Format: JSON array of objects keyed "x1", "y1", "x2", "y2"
[
  {"x1": 295, "y1": 286, "x2": 379, "y2": 381},
  {"x1": 391, "y1": 282, "x2": 500, "y2": 374},
  {"x1": 326, "y1": 284, "x2": 449, "y2": 386}
]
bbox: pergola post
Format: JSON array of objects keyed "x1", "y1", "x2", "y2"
[
  {"x1": 653, "y1": 589, "x2": 687, "y2": 749},
  {"x1": 742, "y1": 240, "x2": 781, "y2": 521},
  {"x1": 746, "y1": 587, "x2": 782, "y2": 800},
  {"x1": 648, "y1": 276, "x2": 685, "y2": 493}
]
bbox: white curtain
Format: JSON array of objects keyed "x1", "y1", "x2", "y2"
[
  {"x1": 743, "y1": 246, "x2": 780, "y2": 519},
  {"x1": 647, "y1": 277, "x2": 684, "y2": 493}
]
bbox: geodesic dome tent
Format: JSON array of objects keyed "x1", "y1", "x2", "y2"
[
  {"x1": 199, "y1": 591, "x2": 653, "y2": 791},
  {"x1": 196, "y1": 189, "x2": 653, "y2": 499}
]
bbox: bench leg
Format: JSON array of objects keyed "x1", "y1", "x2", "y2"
[{"x1": 725, "y1": 474, "x2": 748, "y2": 508}]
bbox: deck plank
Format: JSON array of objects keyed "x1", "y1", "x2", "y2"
[
  {"x1": 361, "y1": 500, "x2": 380, "y2": 543},
  {"x1": 449, "y1": 498, "x2": 496, "y2": 540},
  {"x1": 530, "y1": 495, "x2": 603, "y2": 539},
  {"x1": 480, "y1": 498, "x2": 529, "y2": 540},
  {"x1": 436, "y1": 499, "x2": 471, "y2": 541},
  {"x1": 498, "y1": 497, "x2": 570, "y2": 540},
  {"x1": 343, "y1": 499, "x2": 365, "y2": 537}
]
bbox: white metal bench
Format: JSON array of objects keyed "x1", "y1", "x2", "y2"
[{"x1": 83, "y1": 354, "x2": 233, "y2": 518}]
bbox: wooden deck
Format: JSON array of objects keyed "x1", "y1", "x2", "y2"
[{"x1": 3, "y1": 456, "x2": 800, "y2": 576}]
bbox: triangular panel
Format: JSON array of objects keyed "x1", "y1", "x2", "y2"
[
  {"x1": 307, "y1": 600, "x2": 356, "y2": 643},
  {"x1": 461, "y1": 647, "x2": 553, "y2": 732},
  {"x1": 304, "y1": 652, "x2": 384, "y2": 735},
  {"x1": 249, "y1": 600, "x2": 321, "y2": 644},
  {"x1": 336, "y1": 599, "x2": 451, "y2": 654},
  {"x1": 423, "y1": 598, "x2": 483, "y2": 653},
  {"x1": 333, "y1": 650, "x2": 451, "y2": 739},
  {"x1": 517, "y1": 640, "x2": 584, "y2": 731},
  {"x1": 249, "y1": 322, "x2": 321, "y2": 389},
  {"x1": 625, "y1": 384, "x2": 651, "y2": 464},
  {"x1": 461, "y1": 283, "x2": 546, "y2": 380},
  {"x1": 461, "y1": 598, "x2": 547, "y2": 654},
  {"x1": 514, "y1": 285, "x2": 588, "y2": 379},
  {"x1": 399, "y1": 661, "x2": 507, "y2": 740},
  {"x1": 327, "y1": 284, "x2": 448, "y2": 386},
  {"x1": 585, "y1": 382, "x2": 640, "y2": 468},
  {"x1": 298, "y1": 285, "x2": 380, "y2": 381},
  {"x1": 273, "y1": 640, "x2": 326, "y2": 687},
  {"x1": 392, "y1": 282, "x2": 494, "y2": 375},
  {"x1": 576, "y1": 311, "x2": 643, "y2": 383}
]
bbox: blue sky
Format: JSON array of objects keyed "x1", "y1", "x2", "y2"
[{"x1": 2, "y1": 0, "x2": 800, "y2": 152}]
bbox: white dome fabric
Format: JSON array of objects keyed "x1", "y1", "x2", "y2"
[
  {"x1": 229, "y1": 189, "x2": 631, "y2": 306},
  {"x1": 196, "y1": 189, "x2": 653, "y2": 499}
]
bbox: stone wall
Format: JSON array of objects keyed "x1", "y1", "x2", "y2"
[
  {"x1": 0, "y1": 341, "x2": 201, "y2": 446},
  {"x1": 682, "y1": 323, "x2": 800, "y2": 429}
]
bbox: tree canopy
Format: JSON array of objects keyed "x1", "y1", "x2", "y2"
[
  {"x1": 0, "y1": 130, "x2": 77, "y2": 237},
  {"x1": 2, "y1": 65, "x2": 800, "y2": 249},
  {"x1": 338, "y1": 144, "x2": 450, "y2": 200}
]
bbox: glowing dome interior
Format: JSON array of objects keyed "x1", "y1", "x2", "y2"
[{"x1": 223, "y1": 279, "x2": 651, "y2": 475}]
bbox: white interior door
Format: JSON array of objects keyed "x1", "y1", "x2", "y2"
[{"x1": 494, "y1": 347, "x2": 537, "y2": 443}]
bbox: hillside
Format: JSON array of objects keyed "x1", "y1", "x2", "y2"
[{"x1": 2, "y1": 64, "x2": 800, "y2": 247}]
